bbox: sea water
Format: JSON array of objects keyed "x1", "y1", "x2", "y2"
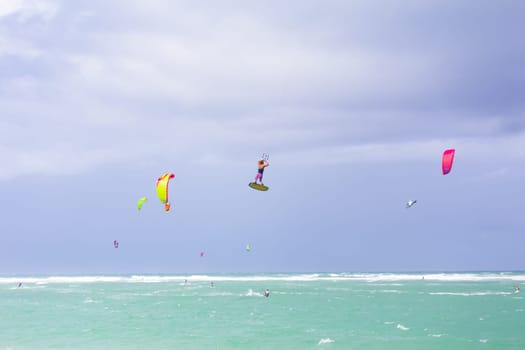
[{"x1": 1, "y1": 272, "x2": 524, "y2": 350}]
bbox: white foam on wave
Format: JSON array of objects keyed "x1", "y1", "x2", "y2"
[
  {"x1": 318, "y1": 338, "x2": 335, "y2": 345},
  {"x1": 245, "y1": 289, "x2": 263, "y2": 297},
  {"x1": 1, "y1": 272, "x2": 524, "y2": 284},
  {"x1": 397, "y1": 324, "x2": 410, "y2": 331},
  {"x1": 359, "y1": 272, "x2": 525, "y2": 282},
  {"x1": 208, "y1": 291, "x2": 235, "y2": 297},
  {"x1": 0, "y1": 276, "x2": 128, "y2": 284},
  {"x1": 480, "y1": 339, "x2": 488, "y2": 343},
  {"x1": 428, "y1": 333, "x2": 447, "y2": 337},
  {"x1": 429, "y1": 291, "x2": 512, "y2": 296}
]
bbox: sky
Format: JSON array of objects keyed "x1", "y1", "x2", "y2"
[{"x1": 1, "y1": 0, "x2": 524, "y2": 274}]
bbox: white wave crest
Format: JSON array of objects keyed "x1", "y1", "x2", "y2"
[
  {"x1": 245, "y1": 289, "x2": 263, "y2": 297},
  {"x1": 429, "y1": 291, "x2": 512, "y2": 296},
  {"x1": 1, "y1": 272, "x2": 524, "y2": 284},
  {"x1": 318, "y1": 338, "x2": 335, "y2": 345},
  {"x1": 397, "y1": 324, "x2": 410, "y2": 331}
]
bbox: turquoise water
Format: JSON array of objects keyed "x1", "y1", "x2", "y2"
[{"x1": 1, "y1": 273, "x2": 524, "y2": 349}]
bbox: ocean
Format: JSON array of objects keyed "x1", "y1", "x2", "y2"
[{"x1": 1, "y1": 272, "x2": 524, "y2": 349}]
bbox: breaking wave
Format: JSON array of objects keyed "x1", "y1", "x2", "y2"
[{"x1": 1, "y1": 272, "x2": 524, "y2": 284}]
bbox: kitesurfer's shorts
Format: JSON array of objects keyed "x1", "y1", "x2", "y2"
[{"x1": 255, "y1": 173, "x2": 263, "y2": 181}]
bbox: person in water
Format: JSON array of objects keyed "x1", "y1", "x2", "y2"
[
  {"x1": 254, "y1": 159, "x2": 269, "y2": 186},
  {"x1": 264, "y1": 289, "x2": 270, "y2": 297}
]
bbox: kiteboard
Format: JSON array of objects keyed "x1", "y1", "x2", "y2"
[{"x1": 249, "y1": 182, "x2": 269, "y2": 191}]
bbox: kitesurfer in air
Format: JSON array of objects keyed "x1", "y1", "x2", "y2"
[
  {"x1": 254, "y1": 159, "x2": 269, "y2": 186},
  {"x1": 406, "y1": 200, "x2": 417, "y2": 208}
]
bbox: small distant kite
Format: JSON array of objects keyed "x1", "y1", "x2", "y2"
[
  {"x1": 406, "y1": 200, "x2": 417, "y2": 208},
  {"x1": 137, "y1": 197, "x2": 148, "y2": 210},
  {"x1": 442, "y1": 149, "x2": 455, "y2": 175},
  {"x1": 200, "y1": 251, "x2": 204, "y2": 257},
  {"x1": 113, "y1": 240, "x2": 119, "y2": 248},
  {"x1": 246, "y1": 244, "x2": 251, "y2": 252},
  {"x1": 156, "y1": 173, "x2": 175, "y2": 212}
]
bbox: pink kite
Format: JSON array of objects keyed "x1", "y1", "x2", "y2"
[{"x1": 442, "y1": 149, "x2": 455, "y2": 175}]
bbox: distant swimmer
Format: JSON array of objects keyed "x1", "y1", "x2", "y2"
[{"x1": 264, "y1": 289, "x2": 270, "y2": 297}]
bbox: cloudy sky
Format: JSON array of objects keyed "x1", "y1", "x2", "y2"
[{"x1": 1, "y1": 0, "x2": 524, "y2": 274}]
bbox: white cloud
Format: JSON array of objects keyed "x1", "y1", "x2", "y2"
[
  {"x1": 0, "y1": 144, "x2": 128, "y2": 180},
  {"x1": 0, "y1": 36, "x2": 42, "y2": 58},
  {"x1": 0, "y1": 0, "x2": 24, "y2": 17},
  {"x1": 276, "y1": 133, "x2": 525, "y2": 168},
  {"x1": 0, "y1": 1, "x2": 58, "y2": 59},
  {"x1": 61, "y1": 21, "x2": 451, "y2": 108},
  {"x1": 0, "y1": 0, "x2": 58, "y2": 21}
]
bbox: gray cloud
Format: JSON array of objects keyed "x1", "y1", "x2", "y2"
[{"x1": 0, "y1": 0, "x2": 524, "y2": 179}]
